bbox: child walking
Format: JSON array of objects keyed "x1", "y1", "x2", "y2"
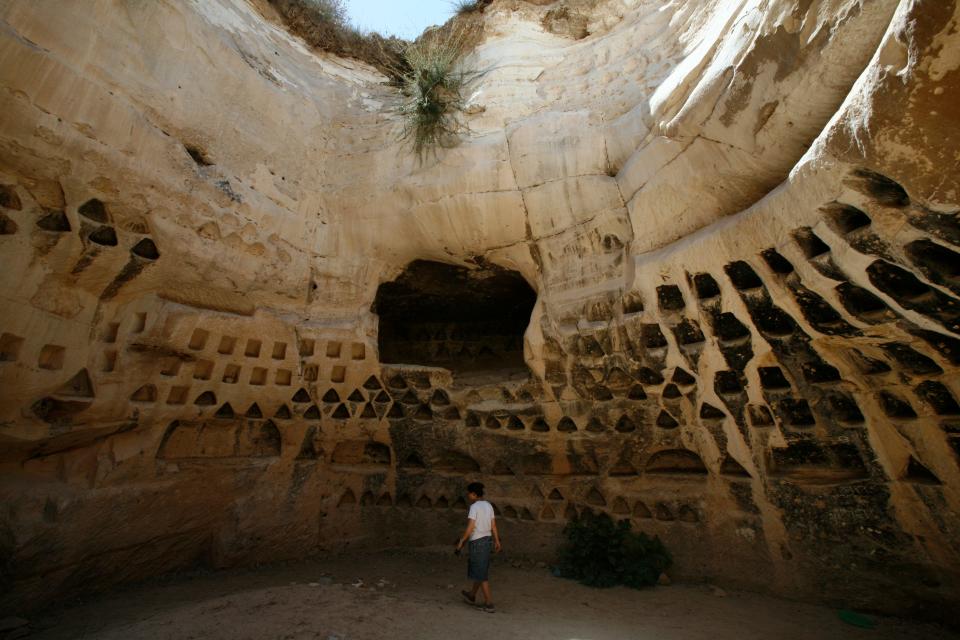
[{"x1": 456, "y1": 482, "x2": 502, "y2": 613}]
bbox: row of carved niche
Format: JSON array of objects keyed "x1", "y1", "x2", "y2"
[{"x1": 334, "y1": 488, "x2": 701, "y2": 523}]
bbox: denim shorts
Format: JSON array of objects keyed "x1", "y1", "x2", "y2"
[{"x1": 467, "y1": 536, "x2": 493, "y2": 581}]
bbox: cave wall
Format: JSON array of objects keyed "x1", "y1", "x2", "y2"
[{"x1": 0, "y1": 0, "x2": 958, "y2": 623}]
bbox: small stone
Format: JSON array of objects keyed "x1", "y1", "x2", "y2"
[
  {"x1": 657, "y1": 573, "x2": 671, "y2": 586},
  {"x1": 712, "y1": 586, "x2": 727, "y2": 597},
  {"x1": 536, "y1": 561, "x2": 547, "y2": 569},
  {"x1": 308, "y1": 582, "x2": 319, "y2": 587}
]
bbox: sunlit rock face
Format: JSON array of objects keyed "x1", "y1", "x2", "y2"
[{"x1": 0, "y1": 0, "x2": 958, "y2": 622}]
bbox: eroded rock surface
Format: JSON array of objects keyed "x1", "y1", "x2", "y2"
[{"x1": 0, "y1": 0, "x2": 958, "y2": 623}]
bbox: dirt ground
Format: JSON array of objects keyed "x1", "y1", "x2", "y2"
[{"x1": 21, "y1": 548, "x2": 959, "y2": 640}]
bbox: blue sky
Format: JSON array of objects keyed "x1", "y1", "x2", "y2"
[{"x1": 343, "y1": 0, "x2": 458, "y2": 39}]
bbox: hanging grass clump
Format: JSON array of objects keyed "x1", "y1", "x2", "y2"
[
  {"x1": 397, "y1": 27, "x2": 480, "y2": 161},
  {"x1": 453, "y1": 0, "x2": 492, "y2": 15}
]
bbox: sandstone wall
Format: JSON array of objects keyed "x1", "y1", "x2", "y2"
[{"x1": 0, "y1": 0, "x2": 958, "y2": 622}]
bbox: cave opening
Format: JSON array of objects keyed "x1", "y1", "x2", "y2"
[{"x1": 373, "y1": 260, "x2": 536, "y2": 381}]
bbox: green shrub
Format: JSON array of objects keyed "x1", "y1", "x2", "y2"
[
  {"x1": 271, "y1": 0, "x2": 483, "y2": 160},
  {"x1": 557, "y1": 511, "x2": 671, "y2": 588},
  {"x1": 396, "y1": 26, "x2": 479, "y2": 160}
]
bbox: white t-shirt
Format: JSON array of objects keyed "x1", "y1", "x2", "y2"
[{"x1": 468, "y1": 500, "x2": 495, "y2": 541}]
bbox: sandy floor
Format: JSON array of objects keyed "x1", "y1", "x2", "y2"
[{"x1": 25, "y1": 548, "x2": 958, "y2": 640}]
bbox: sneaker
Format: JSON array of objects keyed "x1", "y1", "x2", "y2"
[
  {"x1": 478, "y1": 604, "x2": 495, "y2": 613},
  {"x1": 461, "y1": 590, "x2": 476, "y2": 604}
]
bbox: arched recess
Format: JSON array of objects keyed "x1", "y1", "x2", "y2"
[{"x1": 372, "y1": 259, "x2": 537, "y2": 379}]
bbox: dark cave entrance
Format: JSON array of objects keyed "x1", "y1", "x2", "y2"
[{"x1": 373, "y1": 260, "x2": 536, "y2": 380}]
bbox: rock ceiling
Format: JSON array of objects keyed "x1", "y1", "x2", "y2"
[{"x1": 0, "y1": 0, "x2": 957, "y2": 623}]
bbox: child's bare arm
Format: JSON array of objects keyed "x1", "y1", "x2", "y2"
[
  {"x1": 456, "y1": 519, "x2": 476, "y2": 550},
  {"x1": 491, "y1": 517, "x2": 502, "y2": 552}
]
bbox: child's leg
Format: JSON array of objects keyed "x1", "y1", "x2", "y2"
[
  {"x1": 479, "y1": 580, "x2": 492, "y2": 605},
  {"x1": 470, "y1": 581, "x2": 482, "y2": 598}
]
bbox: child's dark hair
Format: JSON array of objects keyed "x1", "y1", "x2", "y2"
[{"x1": 467, "y1": 482, "x2": 485, "y2": 497}]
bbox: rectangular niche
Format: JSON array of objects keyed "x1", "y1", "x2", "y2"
[
  {"x1": 188, "y1": 328, "x2": 209, "y2": 350},
  {"x1": 160, "y1": 358, "x2": 182, "y2": 377},
  {"x1": 245, "y1": 339, "x2": 262, "y2": 358},
  {"x1": 0, "y1": 333, "x2": 24, "y2": 362},
  {"x1": 218, "y1": 336, "x2": 237, "y2": 355},
  {"x1": 102, "y1": 322, "x2": 120, "y2": 343},
  {"x1": 299, "y1": 338, "x2": 315, "y2": 357},
  {"x1": 250, "y1": 367, "x2": 267, "y2": 386},
  {"x1": 38, "y1": 344, "x2": 65, "y2": 370},
  {"x1": 331, "y1": 365, "x2": 346, "y2": 383},
  {"x1": 193, "y1": 360, "x2": 214, "y2": 380},
  {"x1": 222, "y1": 364, "x2": 241, "y2": 384},
  {"x1": 326, "y1": 341, "x2": 341, "y2": 358},
  {"x1": 102, "y1": 350, "x2": 117, "y2": 372},
  {"x1": 167, "y1": 386, "x2": 189, "y2": 405}
]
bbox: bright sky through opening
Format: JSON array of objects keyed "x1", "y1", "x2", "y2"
[{"x1": 344, "y1": 0, "x2": 459, "y2": 40}]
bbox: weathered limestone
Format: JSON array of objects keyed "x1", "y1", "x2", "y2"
[{"x1": 0, "y1": 0, "x2": 958, "y2": 624}]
